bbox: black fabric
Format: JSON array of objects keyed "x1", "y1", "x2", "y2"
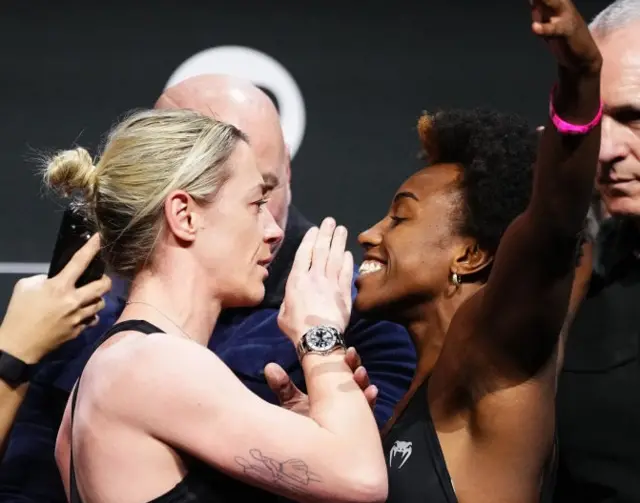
[
  {"x1": 555, "y1": 218, "x2": 640, "y2": 503},
  {"x1": 383, "y1": 381, "x2": 457, "y2": 503},
  {"x1": 0, "y1": 349, "x2": 33, "y2": 387},
  {"x1": 68, "y1": 319, "x2": 277, "y2": 503},
  {"x1": 540, "y1": 431, "x2": 559, "y2": 503},
  {"x1": 384, "y1": 380, "x2": 558, "y2": 503}
]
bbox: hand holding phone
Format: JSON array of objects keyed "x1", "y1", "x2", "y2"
[
  {"x1": 48, "y1": 207, "x2": 105, "y2": 287},
  {"x1": 0, "y1": 234, "x2": 112, "y2": 363}
]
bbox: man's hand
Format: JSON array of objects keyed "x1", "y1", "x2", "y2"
[
  {"x1": 0, "y1": 234, "x2": 112, "y2": 363},
  {"x1": 265, "y1": 347, "x2": 378, "y2": 416}
]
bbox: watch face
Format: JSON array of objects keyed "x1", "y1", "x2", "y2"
[{"x1": 307, "y1": 327, "x2": 338, "y2": 352}]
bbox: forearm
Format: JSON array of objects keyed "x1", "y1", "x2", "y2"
[
  {"x1": 0, "y1": 327, "x2": 46, "y2": 454},
  {"x1": 0, "y1": 380, "x2": 28, "y2": 454},
  {"x1": 555, "y1": 240, "x2": 593, "y2": 374},
  {"x1": 144, "y1": 340, "x2": 388, "y2": 503},
  {"x1": 531, "y1": 69, "x2": 601, "y2": 239},
  {"x1": 0, "y1": 334, "x2": 41, "y2": 454},
  {"x1": 304, "y1": 351, "x2": 384, "y2": 464}
]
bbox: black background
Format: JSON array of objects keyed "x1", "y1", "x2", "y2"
[{"x1": 0, "y1": 0, "x2": 609, "y2": 314}]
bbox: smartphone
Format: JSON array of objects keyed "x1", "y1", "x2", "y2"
[{"x1": 48, "y1": 206, "x2": 105, "y2": 288}]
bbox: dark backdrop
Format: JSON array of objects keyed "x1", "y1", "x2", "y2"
[{"x1": 0, "y1": 0, "x2": 609, "y2": 314}]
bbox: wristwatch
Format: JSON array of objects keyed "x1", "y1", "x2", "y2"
[
  {"x1": 0, "y1": 350, "x2": 32, "y2": 388},
  {"x1": 296, "y1": 325, "x2": 346, "y2": 360}
]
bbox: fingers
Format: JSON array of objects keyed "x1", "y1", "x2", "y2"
[
  {"x1": 530, "y1": 0, "x2": 568, "y2": 36},
  {"x1": 347, "y1": 351, "x2": 377, "y2": 409},
  {"x1": 353, "y1": 365, "x2": 371, "y2": 392},
  {"x1": 70, "y1": 314, "x2": 101, "y2": 339},
  {"x1": 530, "y1": 0, "x2": 563, "y2": 14},
  {"x1": 364, "y1": 385, "x2": 378, "y2": 411},
  {"x1": 75, "y1": 274, "x2": 112, "y2": 305},
  {"x1": 56, "y1": 234, "x2": 101, "y2": 285},
  {"x1": 290, "y1": 227, "x2": 318, "y2": 278},
  {"x1": 264, "y1": 362, "x2": 303, "y2": 405},
  {"x1": 532, "y1": 18, "x2": 563, "y2": 36},
  {"x1": 326, "y1": 225, "x2": 348, "y2": 280},
  {"x1": 74, "y1": 298, "x2": 106, "y2": 325},
  {"x1": 339, "y1": 251, "x2": 354, "y2": 306},
  {"x1": 345, "y1": 346, "x2": 362, "y2": 372},
  {"x1": 310, "y1": 218, "x2": 336, "y2": 274},
  {"x1": 536, "y1": 0, "x2": 563, "y2": 9},
  {"x1": 353, "y1": 363, "x2": 378, "y2": 410}
]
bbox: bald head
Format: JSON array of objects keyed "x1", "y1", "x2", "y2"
[
  {"x1": 156, "y1": 74, "x2": 292, "y2": 253},
  {"x1": 156, "y1": 75, "x2": 281, "y2": 141}
]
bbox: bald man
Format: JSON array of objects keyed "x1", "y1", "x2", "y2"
[{"x1": 0, "y1": 75, "x2": 416, "y2": 503}]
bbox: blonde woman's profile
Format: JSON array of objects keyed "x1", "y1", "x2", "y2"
[{"x1": 48, "y1": 109, "x2": 388, "y2": 503}]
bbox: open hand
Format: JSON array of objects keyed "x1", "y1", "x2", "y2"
[
  {"x1": 264, "y1": 347, "x2": 378, "y2": 416},
  {"x1": 278, "y1": 218, "x2": 353, "y2": 344},
  {"x1": 531, "y1": 0, "x2": 601, "y2": 75}
]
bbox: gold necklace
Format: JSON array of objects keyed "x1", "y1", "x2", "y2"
[{"x1": 125, "y1": 301, "x2": 194, "y2": 341}]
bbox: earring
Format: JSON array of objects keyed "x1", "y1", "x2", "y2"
[{"x1": 450, "y1": 272, "x2": 461, "y2": 287}]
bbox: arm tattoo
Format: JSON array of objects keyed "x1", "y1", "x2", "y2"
[{"x1": 235, "y1": 449, "x2": 322, "y2": 493}]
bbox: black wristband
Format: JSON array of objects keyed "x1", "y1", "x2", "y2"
[{"x1": 0, "y1": 350, "x2": 32, "y2": 388}]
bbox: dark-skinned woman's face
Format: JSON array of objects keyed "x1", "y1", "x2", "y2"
[{"x1": 355, "y1": 164, "x2": 470, "y2": 319}]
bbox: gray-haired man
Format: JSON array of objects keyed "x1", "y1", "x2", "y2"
[{"x1": 555, "y1": 1, "x2": 640, "y2": 502}]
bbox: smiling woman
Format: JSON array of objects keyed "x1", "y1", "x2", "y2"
[
  {"x1": 353, "y1": 0, "x2": 602, "y2": 501},
  {"x1": 355, "y1": 109, "x2": 539, "y2": 322}
]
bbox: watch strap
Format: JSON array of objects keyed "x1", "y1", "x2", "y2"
[{"x1": 0, "y1": 350, "x2": 32, "y2": 388}]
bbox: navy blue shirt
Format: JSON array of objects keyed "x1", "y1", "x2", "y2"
[{"x1": 0, "y1": 206, "x2": 416, "y2": 502}]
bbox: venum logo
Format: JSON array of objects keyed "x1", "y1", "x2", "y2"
[
  {"x1": 164, "y1": 45, "x2": 306, "y2": 159},
  {"x1": 389, "y1": 440, "x2": 412, "y2": 469}
]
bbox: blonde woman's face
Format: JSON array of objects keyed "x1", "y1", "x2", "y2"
[{"x1": 197, "y1": 142, "x2": 284, "y2": 308}]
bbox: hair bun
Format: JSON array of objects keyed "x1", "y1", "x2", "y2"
[
  {"x1": 417, "y1": 112, "x2": 438, "y2": 163},
  {"x1": 43, "y1": 147, "x2": 97, "y2": 200}
]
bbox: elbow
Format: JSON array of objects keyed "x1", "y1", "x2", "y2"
[
  {"x1": 354, "y1": 477, "x2": 388, "y2": 503},
  {"x1": 339, "y1": 466, "x2": 388, "y2": 503}
]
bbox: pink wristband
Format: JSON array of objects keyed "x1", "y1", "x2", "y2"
[{"x1": 549, "y1": 86, "x2": 603, "y2": 135}]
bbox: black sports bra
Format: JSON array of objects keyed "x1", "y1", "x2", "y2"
[{"x1": 383, "y1": 379, "x2": 558, "y2": 503}]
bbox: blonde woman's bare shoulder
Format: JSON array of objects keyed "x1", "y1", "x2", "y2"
[{"x1": 79, "y1": 330, "x2": 230, "y2": 416}]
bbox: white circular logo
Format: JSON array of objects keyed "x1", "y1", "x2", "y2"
[{"x1": 165, "y1": 45, "x2": 306, "y2": 158}]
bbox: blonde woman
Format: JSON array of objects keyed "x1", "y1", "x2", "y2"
[{"x1": 49, "y1": 109, "x2": 387, "y2": 503}]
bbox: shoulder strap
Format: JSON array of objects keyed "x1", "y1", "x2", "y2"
[
  {"x1": 69, "y1": 320, "x2": 164, "y2": 503},
  {"x1": 381, "y1": 375, "x2": 429, "y2": 438},
  {"x1": 539, "y1": 430, "x2": 559, "y2": 503}
]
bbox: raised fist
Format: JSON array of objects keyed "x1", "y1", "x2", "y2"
[{"x1": 531, "y1": 0, "x2": 602, "y2": 75}]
